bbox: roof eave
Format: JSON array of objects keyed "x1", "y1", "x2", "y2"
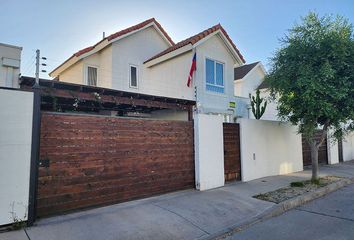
[
  {"x1": 145, "y1": 29, "x2": 245, "y2": 67},
  {"x1": 144, "y1": 44, "x2": 193, "y2": 67},
  {"x1": 234, "y1": 62, "x2": 267, "y2": 81},
  {"x1": 109, "y1": 22, "x2": 173, "y2": 47},
  {"x1": 243, "y1": 62, "x2": 266, "y2": 80},
  {"x1": 49, "y1": 55, "x2": 78, "y2": 78},
  {"x1": 50, "y1": 19, "x2": 174, "y2": 77},
  {"x1": 193, "y1": 29, "x2": 244, "y2": 65}
]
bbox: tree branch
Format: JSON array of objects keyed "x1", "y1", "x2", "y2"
[{"x1": 316, "y1": 120, "x2": 330, "y2": 148}]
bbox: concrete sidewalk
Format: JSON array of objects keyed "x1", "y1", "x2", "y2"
[{"x1": 1, "y1": 161, "x2": 354, "y2": 240}]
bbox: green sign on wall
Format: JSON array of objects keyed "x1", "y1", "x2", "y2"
[{"x1": 229, "y1": 101, "x2": 236, "y2": 108}]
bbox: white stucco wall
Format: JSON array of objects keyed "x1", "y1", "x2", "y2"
[
  {"x1": 146, "y1": 33, "x2": 241, "y2": 105},
  {"x1": 0, "y1": 89, "x2": 33, "y2": 225},
  {"x1": 0, "y1": 43, "x2": 22, "y2": 88},
  {"x1": 195, "y1": 34, "x2": 240, "y2": 116},
  {"x1": 194, "y1": 113, "x2": 225, "y2": 190},
  {"x1": 327, "y1": 129, "x2": 339, "y2": 165},
  {"x1": 59, "y1": 26, "x2": 167, "y2": 91},
  {"x1": 327, "y1": 140, "x2": 339, "y2": 165},
  {"x1": 234, "y1": 81, "x2": 243, "y2": 98},
  {"x1": 145, "y1": 51, "x2": 194, "y2": 100},
  {"x1": 238, "y1": 118, "x2": 303, "y2": 181},
  {"x1": 111, "y1": 26, "x2": 171, "y2": 94},
  {"x1": 343, "y1": 132, "x2": 354, "y2": 162},
  {"x1": 59, "y1": 60, "x2": 84, "y2": 84},
  {"x1": 59, "y1": 46, "x2": 112, "y2": 88},
  {"x1": 235, "y1": 96, "x2": 250, "y2": 118},
  {"x1": 234, "y1": 66, "x2": 265, "y2": 98}
]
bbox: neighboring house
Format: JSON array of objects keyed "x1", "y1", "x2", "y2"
[
  {"x1": 236, "y1": 62, "x2": 352, "y2": 166},
  {"x1": 234, "y1": 61, "x2": 264, "y2": 98},
  {"x1": 50, "y1": 18, "x2": 246, "y2": 121},
  {"x1": 233, "y1": 61, "x2": 279, "y2": 120},
  {"x1": 0, "y1": 43, "x2": 22, "y2": 88},
  {"x1": 255, "y1": 79, "x2": 280, "y2": 121}
]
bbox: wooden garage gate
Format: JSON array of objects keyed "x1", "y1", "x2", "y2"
[
  {"x1": 302, "y1": 130, "x2": 328, "y2": 166},
  {"x1": 223, "y1": 123, "x2": 241, "y2": 181},
  {"x1": 37, "y1": 112, "x2": 195, "y2": 216}
]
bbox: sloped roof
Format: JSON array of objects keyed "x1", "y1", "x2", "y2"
[
  {"x1": 234, "y1": 62, "x2": 260, "y2": 80},
  {"x1": 50, "y1": 18, "x2": 174, "y2": 75},
  {"x1": 257, "y1": 80, "x2": 270, "y2": 89},
  {"x1": 144, "y1": 23, "x2": 246, "y2": 64},
  {"x1": 73, "y1": 18, "x2": 174, "y2": 58}
]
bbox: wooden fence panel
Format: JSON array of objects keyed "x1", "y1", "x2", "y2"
[
  {"x1": 223, "y1": 123, "x2": 241, "y2": 181},
  {"x1": 38, "y1": 112, "x2": 195, "y2": 216}
]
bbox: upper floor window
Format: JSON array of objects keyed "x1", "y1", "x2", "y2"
[
  {"x1": 129, "y1": 65, "x2": 138, "y2": 88},
  {"x1": 206, "y1": 58, "x2": 224, "y2": 93},
  {"x1": 86, "y1": 66, "x2": 98, "y2": 86}
]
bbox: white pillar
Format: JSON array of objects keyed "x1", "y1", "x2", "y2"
[
  {"x1": 327, "y1": 131, "x2": 339, "y2": 165},
  {"x1": 5, "y1": 67, "x2": 13, "y2": 88},
  {"x1": 343, "y1": 132, "x2": 354, "y2": 162}
]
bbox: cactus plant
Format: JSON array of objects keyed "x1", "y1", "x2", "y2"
[{"x1": 251, "y1": 89, "x2": 267, "y2": 119}]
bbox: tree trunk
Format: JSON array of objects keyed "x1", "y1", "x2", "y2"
[{"x1": 310, "y1": 140, "x2": 319, "y2": 181}]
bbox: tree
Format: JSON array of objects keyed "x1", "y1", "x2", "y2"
[
  {"x1": 251, "y1": 89, "x2": 267, "y2": 119},
  {"x1": 266, "y1": 12, "x2": 354, "y2": 181}
]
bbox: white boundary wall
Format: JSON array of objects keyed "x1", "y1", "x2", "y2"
[
  {"x1": 238, "y1": 119, "x2": 303, "y2": 182},
  {"x1": 327, "y1": 129, "x2": 339, "y2": 165},
  {"x1": 327, "y1": 140, "x2": 339, "y2": 165},
  {"x1": 0, "y1": 89, "x2": 33, "y2": 225},
  {"x1": 343, "y1": 132, "x2": 354, "y2": 162},
  {"x1": 194, "y1": 113, "x2": 225, "y2": 190}
]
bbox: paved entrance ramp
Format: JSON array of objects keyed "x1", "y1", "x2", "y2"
[
  {"x1": 26, "y1": 201, "x2": 205, "y2": 240},
  {"x1": 23, "y1": 187, "x2": 273, "y2": 240},
  {"x1": 153, "y1": 188, "x2": 272, "y2": 235}
]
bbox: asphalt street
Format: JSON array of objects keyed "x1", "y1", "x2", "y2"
[{"x1": 224, "y1": 183, "x2": 354, "y2": 240}]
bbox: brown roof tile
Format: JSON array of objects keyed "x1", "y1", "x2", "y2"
[
  {"x1": 106, "y1": 18, "x2": 174, "y2": 45},
  {"x1": 51, "y1": 18, "x2": 174, "y2": 75},
  {"x1": 74, "y1": 18, "x2": 174, "y2": 57},
  {"x1": 144, "y1": 23, "x2": 246, "y2": 64},
  {"x1": 73, "y1": 46, "x2": 95, "y2": 57}
]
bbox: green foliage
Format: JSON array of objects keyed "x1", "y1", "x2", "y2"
[
  {"x1": 9, "y1": 202, "x2": 27, "y2": 230},
  {"x1": 290, "y1": 181, "x2": 305, "y2": 187},
  {"x1": 11, "y1": 219, "x2": 26, "y2": 231},
  {"x1": 73, "y1": 97, "x2": 81, "y2": 111},
  {"x1": 311, "y1": 178, "x2": 321, "y2": 185},
  {"x1": 251, "y1": 89, "x2": 267, "y2": 119},
  {"x1": 265, "y1": 12, "x2": 354, "y2": 142}
]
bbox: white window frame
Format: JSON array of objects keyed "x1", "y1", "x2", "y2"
[
  {"x1": 129, "y1": 64, "x2": 139, "y2": 89},
  {"x1": 205, "y1": 57, "x2": 225, "y2": 94},
  {"x1": 84, "y1": 65, "x2": 99, "y2": 86}
]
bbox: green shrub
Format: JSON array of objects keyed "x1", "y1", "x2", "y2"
[
  {"x1": 290, "y1": 181, "x2": 305, "y2": 187},
  {"x1": 311, "y1": 179, "x2": 321, "y2": 185}
]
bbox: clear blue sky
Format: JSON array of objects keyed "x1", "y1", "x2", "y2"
[{"x1": 1, "y1": 0, "x2": 353, "y2": 79}]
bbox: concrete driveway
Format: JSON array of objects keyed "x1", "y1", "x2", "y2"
[{"x1": 1, "y1": 161, "x2": 354, "y2": 240}]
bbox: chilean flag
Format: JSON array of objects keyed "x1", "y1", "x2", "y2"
[{"x1": 187, "y1": 53, "x2": 196, "y2": 87}]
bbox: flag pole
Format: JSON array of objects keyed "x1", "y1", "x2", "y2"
[{"x1": 192, "y1": 48, "x2": 198, "y2": 114}]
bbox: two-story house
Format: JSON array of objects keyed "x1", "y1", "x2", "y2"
[
  {"x1": 233, "y1": 61, "x2": 279, "y2": 120},
  {"x1": 49, "y1": 18, "x2": 246, "y2": 121}
]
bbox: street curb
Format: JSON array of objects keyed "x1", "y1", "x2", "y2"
[{"x1": 205, "y1": 177, "x2": 354, "y2": 240}]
